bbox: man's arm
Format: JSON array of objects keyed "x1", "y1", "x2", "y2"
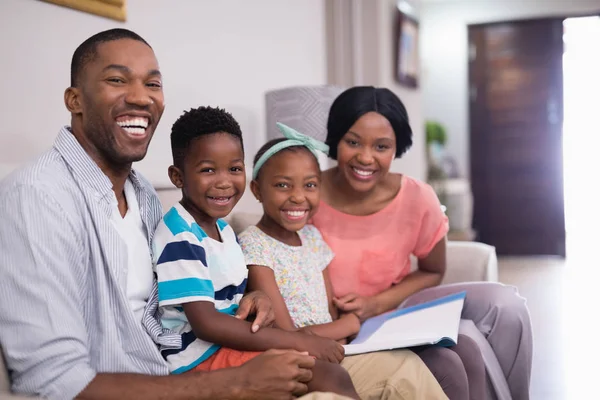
[
  {"x1": 79, "y1": 349, "x2": 315, "y2": 400},
  {"x1": 0, "y1": 186, "x2": 97, "y2": 399}
]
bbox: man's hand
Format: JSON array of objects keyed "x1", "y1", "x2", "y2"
[
  {"x1": 235, "y1": 291, "x2": 275, "y2": 333},
  {"x1": 297, "y1": 333, "x2": 345, "y2": 363},
  {"x1": 333, "y1": 293, "x2": 379, "y2": 322},
  {"x1": 235, "y1": 349, "x2": 315, "y2": 399}
]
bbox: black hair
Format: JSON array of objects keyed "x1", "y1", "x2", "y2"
[
  {"x1": 326, "y1": 86, "x2": 413, "y2": 159},
  {"x1": 171, "y1": 106, "x2": 244, "y2": 168},
  {"x1": 71, "y1": 28, "x2": 151, "y2": 87},
  {"x1": 253, "y1": 138, "x2": 318, "y2": 180}
]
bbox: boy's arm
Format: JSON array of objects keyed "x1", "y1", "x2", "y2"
[
  {"x1": 247, "y1": 265, "x2": 360, "y2": 342},
  {"x1": 182, "y1": 300, "x2": 344, "y2": 363}
]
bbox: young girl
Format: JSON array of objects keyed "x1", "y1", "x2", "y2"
[{"x1": 238, "y1": 123, "x2": 448, "y2": 399}]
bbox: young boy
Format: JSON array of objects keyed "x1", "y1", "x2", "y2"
[{"x1": 145, "y1": 106, "x2": 359, "y2": 398}]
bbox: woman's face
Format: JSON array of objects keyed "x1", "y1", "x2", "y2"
[{"x1": 335, "y1": 111, "x2": 396, "y2": 193}]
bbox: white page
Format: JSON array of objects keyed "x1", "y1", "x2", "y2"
[{"x1": 344, "y1": 294, "x2": 464, "y2": 356}]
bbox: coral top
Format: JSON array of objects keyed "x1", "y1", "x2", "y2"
[{"x1": 311, "y1": 175, "x2": 449, "y2": 298}]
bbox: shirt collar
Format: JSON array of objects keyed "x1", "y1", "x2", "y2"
[{"x1": 54, "y1": 126, "x2": 147, "y2": 200}]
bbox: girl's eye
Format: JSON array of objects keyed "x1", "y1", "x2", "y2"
[
  {"x1": 231, "y1": 166, "x2": 243, "y2": 173},
  {"x1": 200, "y1": 168, "x2": 215, "y2": 173},
  {"x1": 376, "y1": 144, "x2": 391, "y2": 151},
  {"x1": 306, "y1": 182, "x2": 318, "y2": 188},
  {"x1": 346, "y1": 139, "x2": 359, "y2": 147}
]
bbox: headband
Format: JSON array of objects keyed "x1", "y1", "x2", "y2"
[{"x1": 252, "y1": 122, "x2": 329, "y2": 180}]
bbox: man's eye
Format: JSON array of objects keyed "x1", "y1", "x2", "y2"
[
  {"x1": 107, "y1": 77, "x2": 125, "y2": 84},
  {"x1": 306, "y1": 182, "x2": 317, "y2": 188},
  {"x1": 275, "y1": 183, "x2": 288, "y2": 188},
  {"x1": 146, "y1": 82, "x2": 162, "y2": 88}
]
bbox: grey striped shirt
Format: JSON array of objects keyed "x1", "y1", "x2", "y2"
[{"x1": 0, "y1": 127, "x2": 169, "y2": 399}]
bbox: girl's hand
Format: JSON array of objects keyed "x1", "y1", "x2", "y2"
[{"x1": 333, "y1": 293, "x2": 379, "y2": 322}]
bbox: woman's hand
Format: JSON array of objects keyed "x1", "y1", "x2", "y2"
[
  {"x1": 333, "y1": 293, "x2": 380, "y2": 322},
  {"x1": 235, "y1": 290, "x2": 275, "y2": 333}
]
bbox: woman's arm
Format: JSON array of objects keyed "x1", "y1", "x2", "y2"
[
  {"x1": 334, "y1": 238, "x2": 446, "y2": 321},
  {"x1": 248, "y1": 265, "x2": 360, "y2": 341}
]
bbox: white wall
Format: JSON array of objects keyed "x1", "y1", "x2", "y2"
[
  {"x1": 0, "y1": 0, "x2": 326, "y2": 198},
  {"x1": 420, "y1": 0, "x2": 600, "y2": 177}
]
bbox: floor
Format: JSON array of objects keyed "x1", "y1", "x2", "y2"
[{"x1": 498, "y1": 252, "x2": 596, "y2": 400}]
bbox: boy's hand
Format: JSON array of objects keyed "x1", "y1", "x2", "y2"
[
  {"x1": 298, "y1": 334, "x2": 345, "y2": 364},
  {"x1": 235, "y1": 290, "x2": 275, "y2": 333},
  {"x1": 235, "y1": 349, "x2": 315, "y2": 399}
]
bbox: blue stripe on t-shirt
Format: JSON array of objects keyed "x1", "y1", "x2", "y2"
[
  {"x1": 214, "y1": 278, "x2": 247, "y2": 301},
  {"x1": 216, "y1": 219, "x2": 228, "y2": 230},
  {"x1": 158, "y1": 278, "x2": 214, "y2": 302},
  {"x1": 163, "y1": 207, "x2": 207, "y2": 239},
  {"x1": 157, "y1": 241, "x2": 207, "y2": 265}
]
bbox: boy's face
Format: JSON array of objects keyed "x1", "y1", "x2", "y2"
[
  {"x1": 251, "y1": 148, "x2": 321, "y2": 232},
  {"x1": 170, "y1": 132, "x2": 246, "y2": 223}
]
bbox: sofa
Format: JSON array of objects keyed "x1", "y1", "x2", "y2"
[{"x1": 0, "y1": 211, "x2": 498, "y2": 398}]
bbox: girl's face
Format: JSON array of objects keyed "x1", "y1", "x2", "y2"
[
  {"x1": 251, "y1": 148, "x2": 321, "y2": 232},
  {"x1": 335, "y1": 111, "x2": 397, "y2": 193}
]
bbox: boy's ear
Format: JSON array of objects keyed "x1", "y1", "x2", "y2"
[
  {"x1": 168, "y1": 165, "x2": 184, "y2": 189},
  {"x1": 250, "y1": 179, "x2": 262, "y2": 203}
]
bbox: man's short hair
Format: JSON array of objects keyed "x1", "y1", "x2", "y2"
[
  {"x1": 170, "y1": 106, "x2": 244, "y2": 168},
  {"x1": 70, "y1": 28, "x2": 151, "y2": 87}
]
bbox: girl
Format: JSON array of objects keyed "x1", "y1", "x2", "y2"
[{"x1": 239, "y1": 123, "x2": 448, "y2": 400}]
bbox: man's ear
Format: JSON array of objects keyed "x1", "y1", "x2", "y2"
[
  {"x1": 64, "y1": 87, "x2": 82, "y2": 114},
  {"x1": 250, "y1": 179, "x2": 262, "y2": 203},
  {"x1": 168, "y1": 165, "x2": 184, "y2": 189}
]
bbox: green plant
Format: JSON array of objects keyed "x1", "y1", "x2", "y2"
[{"x1": 425, "y1": 121, "x2": 447, "y2": 146}]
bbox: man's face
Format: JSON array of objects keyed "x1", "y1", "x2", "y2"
[{"x1": 71, "y1": 38, "x2": 165, "y2": 167}]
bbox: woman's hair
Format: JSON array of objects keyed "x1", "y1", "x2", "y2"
[
  {"x1": 253, "y1": 138, "x2": 318, "y2": 179},
  {"x1": 326, "y1": 86, "x2": 413, "y2": 160}
]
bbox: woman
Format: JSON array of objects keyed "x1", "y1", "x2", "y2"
[{"x1": 312, "y1": 86, "x2": 532, "y2": 400}]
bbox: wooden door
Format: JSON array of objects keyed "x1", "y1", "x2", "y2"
[{"x1": 469, "y1": 18, "x2": 566, "y2": 256}]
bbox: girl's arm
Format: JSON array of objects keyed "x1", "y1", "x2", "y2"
[
  {"x1": 334, "y1": 238, "x2": 446, "y2": 321},
  {"x1": 248, "y1": 265, "x2": 360, "y2": 341}
]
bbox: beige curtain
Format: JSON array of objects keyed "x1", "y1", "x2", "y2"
[{"x1": 40, "y1": 0, "x2": 126, "y2": 21}]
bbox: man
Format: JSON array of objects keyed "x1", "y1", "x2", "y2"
[{"x1": 0, "y1": 29, "x2": 442, "y2": 400}]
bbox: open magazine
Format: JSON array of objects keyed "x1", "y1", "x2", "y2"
[{"x1": 343, "y1": 291, "x2": 466, "y2": 356}]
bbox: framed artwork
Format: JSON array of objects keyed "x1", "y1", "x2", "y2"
[
  {"x1": 40, "y1": 0, "x2": 126, "y2": 22},
  {"x1": 395, "y1": 10, "x2": 419, "y2": 88}
]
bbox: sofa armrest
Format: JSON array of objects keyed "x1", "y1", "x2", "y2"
[{"x1": 408, "y1": 241, "x2": 497, "y2": 285}]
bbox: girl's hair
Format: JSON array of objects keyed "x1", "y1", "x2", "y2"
[
  {"x1": 326, "y1": 86, "x2": 413, "y2": 159},
  {"x1": 253, "y1": 138, "x2": 318, "y2": 179}
]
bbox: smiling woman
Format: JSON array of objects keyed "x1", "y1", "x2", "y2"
[{"x1": 40, "y1": 0, "x2": 126, "y2": 22}]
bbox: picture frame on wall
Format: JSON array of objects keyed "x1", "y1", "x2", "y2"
[
  {"x1": 40, "y1": 0, "x2": 126, "y2": 22},
  {"x1": 395, "y1": 10, "x2": 419, "y2": 88}
]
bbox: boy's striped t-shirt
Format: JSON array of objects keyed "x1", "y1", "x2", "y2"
[{"x1": 152, "y1": 203, "x2": 247, "y2": 373}]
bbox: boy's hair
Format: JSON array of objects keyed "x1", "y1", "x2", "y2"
[
  {"x1": 171, "y1": 106, "x2": 244, "y2": 168},
  {"x1": 71, "y1": 28, "x2": 150, "y2": 87},
  {"x1": 326, "y1": 86, "x2": 413, "y2": 159},
  {"x1": 252, "y1": 138, "x2": 318, "y2": 180}
]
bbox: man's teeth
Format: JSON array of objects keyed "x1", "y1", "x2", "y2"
[
  {"x1": 122, "y1": 127, "x2": 145, "y2": 135},
  {"x1": 117, "y1": 118, "x2": 149, "y2": 129},
  {"x1": 353, "y1": 168, "x2": 374, "y2": 176},
  {"x1": 286, "y1": 210, "x2": 306, "y2": 217}
]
